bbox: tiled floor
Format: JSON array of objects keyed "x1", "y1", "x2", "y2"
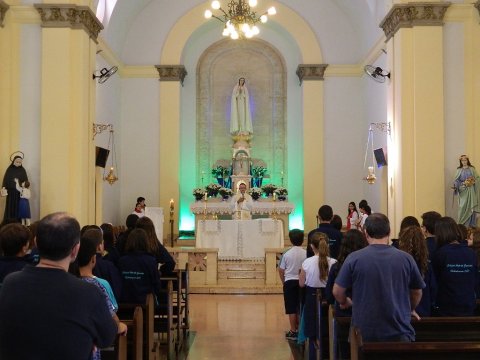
[{"x1": 185, "y1": 294, "x2": 302, "y2": 359}]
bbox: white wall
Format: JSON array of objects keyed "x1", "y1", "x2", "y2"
[
  {"x1": 94, "y1": 57, "x2": 122, "y2": 224},
  {"x1": 118, "y1": 78, "x2": 160, "y2": 224},
  {"x1": 19, "y1": 24, "x2": 42, "y2": 222},
  {"x1": 443, "y1": 21, "x2": 466, "y2": 219}
]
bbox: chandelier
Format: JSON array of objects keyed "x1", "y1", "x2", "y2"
[{"x1": 204, "y1": 0, "x2": 276, "y2": 39}]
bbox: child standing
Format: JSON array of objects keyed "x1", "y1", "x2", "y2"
[
  {"x1": 278, "y1": 229, "x2": 306, "y2": 340},
  {"x1": 15, "y1": 179, "x2": 31, "y2": 226},
  {"x1": 299, "y1": 232, "x2": 337, "y2": 360}
]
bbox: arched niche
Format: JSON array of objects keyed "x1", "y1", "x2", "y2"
[{"x1": 196, "y1": 39, "x2": 286, "y2": 187}]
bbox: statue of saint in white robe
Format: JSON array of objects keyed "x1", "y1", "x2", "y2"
[{"x1": 230, "y1": 78, "x2": 253, "y2": 135}]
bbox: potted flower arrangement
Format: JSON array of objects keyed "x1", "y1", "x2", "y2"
[
  {"x1": 211, "y1": 165, "x2": 231, "y2": 187},
  {"x1": 206, "y1": 183, "x2": 221, "y2": 197},
  {"x1": 193, "y1": 188, "x2": 206, "y2": 201},
  {"x1": 274, "y1": 186, "x2": 288, "y2": 201},
  {"x1": 261, "y1": 183, "x2": 277, "y2": 197},
  {"x1": 218, "y1": 187, "x2": 233, "y2": 200},
  {"x1": 248, "y1": 187, "x2": 263, "y2": 201},
  {"x1": 251, "y1": 166, "x2": 267, "y2": 187}
]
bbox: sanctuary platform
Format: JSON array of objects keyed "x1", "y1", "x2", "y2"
[{"x1": 167, "y1": 246, "x2": 285, "y2": 294}]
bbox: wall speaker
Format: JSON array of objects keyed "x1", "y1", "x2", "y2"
[
  {"x1": 95, "y1": 147, "x2": 110, "y2": 168},
  {"x1": 374, "y1": 148, "x2": 387, "y2": 167}
]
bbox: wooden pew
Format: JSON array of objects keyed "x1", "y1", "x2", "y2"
[
  {"x1": 160, "y1": 264, "x2": 191, "y2": 352},
  {"x1": 118, "y1": 293, "x2": 156, "y2": 360},
  {"x1": 350, "y1": 326, "x2": 480, "y2": 360},
  {"x1": 154, "y1": 279, "x2": 177, "y2": 360},
  {"x1": 333, "y1": 315, "x2": 480, "y2": 360},
  {"x1": 118, "y1": 306, "x2": 143, "y2": 360}
]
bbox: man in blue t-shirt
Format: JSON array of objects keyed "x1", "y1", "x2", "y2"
[{"x1": 333, "y1": 213, "x2": 425, "y2": 342}]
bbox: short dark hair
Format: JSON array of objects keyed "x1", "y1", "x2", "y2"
[
  {"x1": 126, "y1": 214, "x2": 139, "y2": 229},
  {"x1": 364, "y1": 213, "x2": 390, "y2": 239},
  {"x1": 137, "y1": 197, "x2": 145, "y2": 203},
  {"x1": 80, "y1": 224, "x2": 101, "y2": 237},
  {"x1": 331, "y1": 215, "x2": 343, "y2": 231},
  {"x1": 125, "y1": 228, "x2": 148, "y2": 253},
  {"x1": 358, "y1": 199, "x2": 368, "y2": 209},
  {"x1": 435, "y1": 216, "x2": 461, "y2": 248},
  {"x1": 289, "y1": 229, "x2": 304, "y2": 246},
  {"x1": 36, "y1": 212, "x2": 80, "y2": 261},
  {"x1": 421, "y1": 211, "x2": 442, "y2": 235},
  {"x1": 77, "y1": 229, "x2": 103, "y2": 267},
  {"x1": 0, "y1": 223, "x2": 30, "y2": 257},
  {"x1": 318, "y1": 205, "x2": 333, "y2": 222}
]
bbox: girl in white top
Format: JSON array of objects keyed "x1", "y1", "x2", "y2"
[{"x1": 299, "y1": 232, "x2": 337, "y2": 358}]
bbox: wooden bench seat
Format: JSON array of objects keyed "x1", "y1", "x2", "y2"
[
  {"x1": 118, "y1": 293, "x2": 156, "y2": 360},
  {"x1": 350, "y1": 326, "x2": 480, "y2": 360}
]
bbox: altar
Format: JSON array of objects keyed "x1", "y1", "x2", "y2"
[
  {"x1": 190, "y1": 198, "x2": 294, "y2": 237},
  {"x1": 196, "y1": 219, "x2": 284, "y2": 260}
]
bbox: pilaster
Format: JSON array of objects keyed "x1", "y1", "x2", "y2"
[
  {"x1": 382, "y1": 2, "x2": 449, "y2": 232},
  {"x1": 36, "y1": 2, "x2": 101, "y2": 224},
  {"x1": 299, "y1": 67, "x2": 326, "y2": 231},
  {"x1": 157, "y1": 66, "x2": 186, "y2": 240},
  {"x1": 0, "y1": 1, "x2": 21, "y2": 211}
]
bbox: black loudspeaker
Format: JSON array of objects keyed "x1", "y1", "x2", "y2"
[
  {"x1": 374, "y1": 148, "x2": 387, "y2": 167},
  {"x1": 95, "y1": 147, "x2": 110, "y2": 168}
]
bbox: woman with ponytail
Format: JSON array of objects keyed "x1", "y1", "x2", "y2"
[{"x1": 299, "y1": 232, "x2": 337, "y2": 359}]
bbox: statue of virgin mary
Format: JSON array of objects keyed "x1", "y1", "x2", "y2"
[{"x1": 230, "y1": 77, "x2": 253, "y2": 135}]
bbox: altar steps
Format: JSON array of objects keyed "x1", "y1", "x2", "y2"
[{"x1": 190, "y1": 259, "x2": 283, "y2": 294}]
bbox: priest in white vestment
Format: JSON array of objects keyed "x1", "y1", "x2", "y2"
[{"x1": 231, "y1": 182, "x2": 253, "y2": 220}]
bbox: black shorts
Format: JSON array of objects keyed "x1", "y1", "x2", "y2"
[{"x1": 283, "y1": 279, "x2": 301, "y2": 314}]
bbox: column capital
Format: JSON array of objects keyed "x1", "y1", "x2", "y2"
[
  {"x1": 380, "y1": 2, "x2": 451, "y2": 41},
  {"x1": 0, "y1": 1, "x2": 9, "y2": 28},
  {"x1": 155, "y1": 65, "x2": 187, "y2": 86},
  {"x1": 34, "y1": 4, "x2": 103, "y2": 43},
  {"x1": 296, "y1": 64, "x2": 328, "y2": 85},
  {"x1": 475, "y1": 1, "x2": 480, "y2": 17}
]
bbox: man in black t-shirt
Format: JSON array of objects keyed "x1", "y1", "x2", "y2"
[
  {"x1": 0, "y1": 212, "x2": 118, "y2": 360},
  {"x1": 307, "y1": 205, "x2": 343, "y2": 259}
]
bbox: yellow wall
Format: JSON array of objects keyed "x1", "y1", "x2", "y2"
[
  {"x1": 303, "y1": 81, "x2": 324, "y2": 231},
  {"x1": 159, "y1": 81, "x2": 181, "y2": 238},
  {"x1": 388, "y1": 25, "x2": 445, "y2": 232},
  {"x1": 39, "y1": 27, "x2": 96, "y2": 225}
]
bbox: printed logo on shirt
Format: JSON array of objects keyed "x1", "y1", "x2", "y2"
[
  {"x1": 122, "y1": 271, "x2": 145, "y2": 280},
  {"x1": 446, "y1": 263, "x2": 473, "y2": 273}
]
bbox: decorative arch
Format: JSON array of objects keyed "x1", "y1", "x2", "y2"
[{"x1": 160, "y1": 1, "x2": 323, "y2": 63}]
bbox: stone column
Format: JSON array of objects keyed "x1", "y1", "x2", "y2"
[
  {"x1": 35, "y1": 3, "x2": 102, "y2": 224},
  {"x1": 380, "y1": 2, "x2": 450, "y2": 232},
  {"x1": 296, "y1": 64, "x2": 328, "y2": 232},
  {"x1": 156, "y1": 65, "x2": 187, "y2": 241}
]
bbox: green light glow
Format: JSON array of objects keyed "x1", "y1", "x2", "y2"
[{"x1": 289, "y1": 213, "x2": 304, "y2": 230}]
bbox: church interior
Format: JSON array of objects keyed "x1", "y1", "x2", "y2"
[{"x1": 1, "y1": 0, "x2": 480, "y2": 358}]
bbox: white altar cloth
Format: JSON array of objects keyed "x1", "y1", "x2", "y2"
[{"x1": 196, "y1": 219, "x2": 284, "y2": 260}]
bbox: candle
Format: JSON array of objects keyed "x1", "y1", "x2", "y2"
[
  {"x1": 273, "y1": 192, "x2": 277, "y2": 201},
  {"x1": 368, "y1": 166, "x2": 374, "y2": 175},
  {"x1": 170, "y1": 199, "x2": 174, "y2": 210},
  {"x1": 204, "y1": 192, "x2": 208, "y2": 201}
]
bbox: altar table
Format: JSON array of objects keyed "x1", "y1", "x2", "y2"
[
  {"x1": 196, "y1": 219, "x2": 284, "y2": 260},
  {"x1": 190, "y1": 199, "x2": 294, "y2": 238}
]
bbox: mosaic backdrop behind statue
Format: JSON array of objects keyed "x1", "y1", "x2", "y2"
[{"x1": 197, "y1": 39, "x2": 286, "y2": 189}]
